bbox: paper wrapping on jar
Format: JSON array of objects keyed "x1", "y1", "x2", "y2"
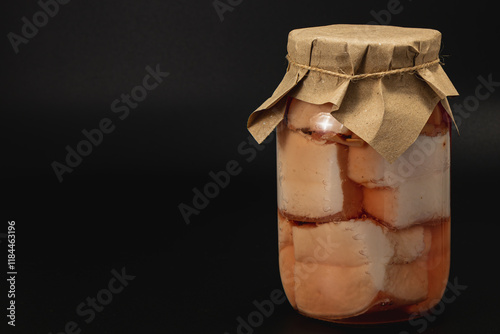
[{"x1": 247, "y1": 24, "x2": 459, "y2": 163}]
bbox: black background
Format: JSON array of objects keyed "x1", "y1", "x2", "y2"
[{"x1": 2, "y1": 0, "x2": 499, "y2": 333}]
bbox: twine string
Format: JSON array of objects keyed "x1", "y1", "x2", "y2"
[{"x1": 286, "y1": 54, "x2": 441, "y2": 81}]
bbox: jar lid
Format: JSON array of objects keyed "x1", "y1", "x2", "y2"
[{"x1": 247, "y1": 24, "x2": 458, "y2": 163}]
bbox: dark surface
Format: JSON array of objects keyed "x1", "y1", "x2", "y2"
[{"x1": 2, "y1": 0, "x2": 499, "y2": 333}]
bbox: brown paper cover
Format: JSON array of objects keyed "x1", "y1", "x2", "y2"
[{"x1": 247, "y1": 24, "x2": 458, "y2": 163}]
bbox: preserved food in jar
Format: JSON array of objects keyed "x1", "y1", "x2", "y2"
[
  {"x1": 247, "y1": 24, "x2": 458, "y2": 324},
  {"x1": 277, "y1": 98, "x2": 451, "y2": 323}
]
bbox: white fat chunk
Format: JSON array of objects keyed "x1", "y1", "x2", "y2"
[
  {"x1": 294, "y1": 263, "x2": 379, "y2": 318},
  {"x1": 384, "y1": 259, "x2": 429, "y2": 304},
  {"x1": 363, "y1": 169, "x2": 450, "y2": 229},
  {"x1": 277, "y1": 129, "x2": 343, "y2": 220},
  {"x1": 292, "y1": 219, "x2": 393, "y2": 290},
  {"x1": 348, "y1": 134, "x2": 450, "y2": 188}
]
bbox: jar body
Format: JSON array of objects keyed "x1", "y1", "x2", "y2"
[{"x1": 277, "y1": 97, "x2": 451, "y2": 324}]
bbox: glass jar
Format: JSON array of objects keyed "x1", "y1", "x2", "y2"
[
  {"x1": 247, "y1": 24, "x2": 458, "y2": 325},
  {"x1": 277, "y1": 97, "x2": 451, "y2": 324}
]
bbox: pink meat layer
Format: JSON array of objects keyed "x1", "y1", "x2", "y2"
[{"x1": 278, "y1": 212, "x2": 450, "y2": 321}]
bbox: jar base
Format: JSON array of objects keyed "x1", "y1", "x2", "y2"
[{"x1": 297, "y1": 308, "x2": 422, "y2": 325}]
